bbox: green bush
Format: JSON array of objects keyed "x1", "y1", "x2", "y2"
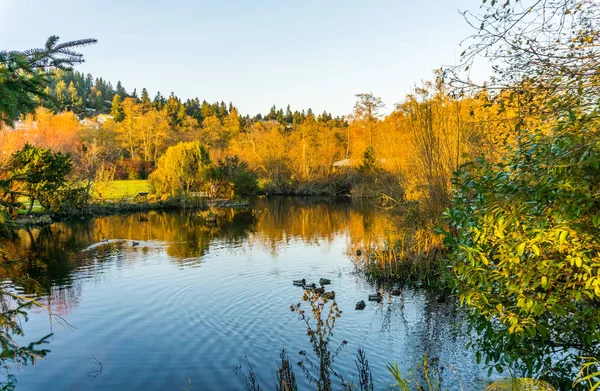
[
  {"x1": 442, "y1": 114, "x2": 600, "y2": 387},
  {"x1": 211, "y1": 156, "x2": 258, "y2": 197},
  {"x1": 3, "y1": 144, "x2": 75, "y2": 214}
]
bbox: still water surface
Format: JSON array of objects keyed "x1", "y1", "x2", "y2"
[{"x1": 3, "y1": 197, "x2": 487, "y2": 390}]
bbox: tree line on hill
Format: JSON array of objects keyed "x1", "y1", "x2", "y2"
[{"x1": 41, "y1": 68, "x2": 344, "y2": 127}]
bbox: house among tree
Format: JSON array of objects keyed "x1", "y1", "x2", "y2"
[
  {"x1": 332, "y1": 159, "x2": 351, "y2": 170},
  {"x1": 96, "y1": 114, "x2": 114, "y2": 124},
  {"x1": 80, "y1": 118, "x2": 100, "y2": 129}
]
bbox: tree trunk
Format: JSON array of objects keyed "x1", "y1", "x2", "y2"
[
  {"x1": 8, "y1": 193, "x2": 16, "y2": 216},
  {"x1": 85, "y1": 178, "x2": 92, "y2": 205},
  {"x1": 27, "y1": 197, "x2": 34, "y2": 215}
]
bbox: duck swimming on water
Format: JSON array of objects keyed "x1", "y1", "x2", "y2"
[
  {"x1": 368, "y1": 292, "x2": 382, "y2": 302},
  {"x1": 322, "y1": 291, "x2": 335, "y2": 300},
  {"x1": 132, "y1": 241, "x2": 139, "y2": 247},
  {"x1": 303, "y1": 282, "x2": 317, "y2": 289},
  {"x1": 293, "y1": 279, "x2": 306, "y2": 286},
  {"x1": 355, "y1": 300, "x2": 366, "y2": 310},
  {"x1": 319, "y1": 278, "x2": 331, "y2": 285}
]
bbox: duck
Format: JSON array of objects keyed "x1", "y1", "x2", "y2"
[
  {"x1": 322, "y1": 291, "x2": 335, "y2": 300},
  {"x1": 390, "y1": 288, "x2": 401, "y2": 296},
  {"x1": 101, "y1": 238, "x2": 109, "y2": 243},
  {"x1": 355, "y1": 300, "x2": 366, "y2": 310},
  {"x1": 319, "y1": 278, "x2": 331, "y2": 285},
  {"x1": 293, "y1": 279, "x2": 306, "y2": 286},
  {"x1": 314, "y1": 287, "x2": 325, "y2": 294},
  {"x1": 303, "y1": 282, "x2": 317, "y2": 289},
  {"x1": 368, "y1": 292, "x2": 382, "y2": 301},
  {"x1": 356, "y1": 249, "x2": 362, "y2": 256},
  {"x1": 132, "y1": 241, "x2": 139, "y2": 247}
]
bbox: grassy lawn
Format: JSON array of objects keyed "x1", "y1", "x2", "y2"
[
  {"x1": 11, "y1": 181, "x2": 152, "y2": 213},
  {"x1": 94, "y1": 180, "x2": 151, "y2": 200},
  {"x1": 15, "y1": 199, "x2": 43, "y2": 214}
]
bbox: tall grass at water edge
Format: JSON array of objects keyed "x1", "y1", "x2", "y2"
[{"x1": 356, "y1": 217, "x2": 448, "y2": 288}]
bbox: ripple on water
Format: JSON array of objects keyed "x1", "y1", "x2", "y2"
[{"x1": 6, "y1": 206, "x2": 487, "y2": 391}]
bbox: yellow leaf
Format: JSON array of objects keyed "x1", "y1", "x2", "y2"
[
  {"x1": 559, "y1": 230, "x2": 568, "y2": 245},
  {"x1": 516, "y1": 242, "x2": 526, "y2": 256}
]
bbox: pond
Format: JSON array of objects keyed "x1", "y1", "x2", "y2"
[{"x1": 1, "y1": 197, "x2": 487, "y2": 390}]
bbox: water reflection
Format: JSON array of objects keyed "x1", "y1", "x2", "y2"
[
  {"x1": 1, "y1": 197, "x2": 396, "y2": 308},
  {"x1": 0, "y1": 197, "x2": 483, "y2": 390}
]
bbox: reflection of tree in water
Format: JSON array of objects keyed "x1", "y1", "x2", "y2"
[
  {"x1": 0, "y1": 199, "x2": 397, "y2": 315},
  {"x1": 1, "y1": 224, "x2": 94, "y2": 317},
  {"x1": 0, "y1": 199, "x2": 470, "y2": 389},
  {"x1": 90, "y1": 210, "x2": 256, "y2": 262},
  {"x1": 0, "y1": 209, "x2": 259, "y2": 310},
  {"x1": 249, "y1": 197, "x2": 395, "y2": 258},
  {"x1": 2, "y1": 225, "x2": 84, "y2": 291}
]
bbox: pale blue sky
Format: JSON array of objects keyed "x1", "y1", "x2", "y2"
[{"x1": 1, "y1": 0, "x2": 484, "y2": 116}]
